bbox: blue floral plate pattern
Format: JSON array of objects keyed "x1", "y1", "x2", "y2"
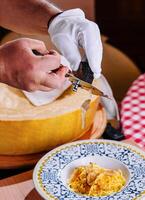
[{"x1": 33, "y1": 139, "x2": 145, "y2": 200}]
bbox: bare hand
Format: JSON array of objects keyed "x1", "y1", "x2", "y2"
[{"x1": 0, "y1": 38, "x2": 68, "y2": 91}]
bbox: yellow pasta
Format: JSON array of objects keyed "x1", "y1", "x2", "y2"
[{"x1": 69, "y1": 163, "x2": 126, "y2": 197}]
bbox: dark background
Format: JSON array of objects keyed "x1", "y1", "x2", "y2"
[{"x1": 95, "y1": 0, "x2": 145, "y2": 72}]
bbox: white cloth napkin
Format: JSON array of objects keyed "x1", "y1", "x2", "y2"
[
  {"x1": 95, "y1": 75, "x2": 119, "y2": 120},
  {"x1": 22, "y1": 56, "x2": 72, "y2": 106}
]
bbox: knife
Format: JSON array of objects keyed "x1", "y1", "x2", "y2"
[
  {"x1": 67, "y1": 57, "x2": 110, "y2": 99},
  {"x1": 32, "y1": 50, "x2": 110, "y2": 99},
  {"x1": 65, "y1": 72, "x2": 111, "y2": 99}
]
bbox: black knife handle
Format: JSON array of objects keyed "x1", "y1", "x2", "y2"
[
  {"x1": 73, "y1": 60, "x2": 94, "y2": 84},
  {"x1": 81, "y1": 61, "x2": 94, "y2": 84}
]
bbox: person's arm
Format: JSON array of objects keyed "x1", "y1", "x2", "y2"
[
  {"x1": 0, "y1": 1, "x2": 103, "y2": 78},
  {"x1": 0, "y1": 1, "x2": 69, "y2": 92},
  {"x1": 0, "y1": 0, "x2": 103, "y2": 90},
  {"x1": 0, "y1": 0, "x2": 61, "y2": 35}
]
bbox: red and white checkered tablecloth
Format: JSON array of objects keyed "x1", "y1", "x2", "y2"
[{"x1": 121, "y1": 73, "x2": 145, "y2": 149}]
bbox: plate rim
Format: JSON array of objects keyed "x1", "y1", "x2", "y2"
[{"x1": 33, "y1": 139, "x2": 145, "y2": 200}]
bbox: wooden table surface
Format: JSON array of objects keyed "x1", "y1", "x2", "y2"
[
  {"x1": 0, "y1": 139, "x2": 143, "y2": 200},
  {"x1": 0, "y1": 170, "x2": 42, "y2": 200}
]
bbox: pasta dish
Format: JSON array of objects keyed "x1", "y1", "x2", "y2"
[{"x1": 69, "y1": 162, "x2": 126, "y2": 197}]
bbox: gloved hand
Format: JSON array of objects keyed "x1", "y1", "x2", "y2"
[{"x1": 48, "y1": 9, "x2": 103, "y2": 79}]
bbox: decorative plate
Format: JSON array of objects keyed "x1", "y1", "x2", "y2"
[{"x1": 33, "y1": 139, "x2": 145, "y2": 200}]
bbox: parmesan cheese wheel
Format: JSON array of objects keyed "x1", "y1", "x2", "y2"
[{"x1": 0, "y1": 83, "x2": 100, "y2": 155}]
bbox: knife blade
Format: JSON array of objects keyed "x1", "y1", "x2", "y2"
[
  {"x1": 66, "y1": 72, "x2": 111, "y2": 99},
  {"x1": 68, "y1": 57, "x2": 111, "y2": 99}
]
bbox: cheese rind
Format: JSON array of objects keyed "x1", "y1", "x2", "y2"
[{"x1": 0, "y1": 83, "x2": 99, "y2": 155}]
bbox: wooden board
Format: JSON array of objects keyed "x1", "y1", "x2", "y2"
[{"x1": 0, "y1": 105, "x2": 106, "y2": 169}]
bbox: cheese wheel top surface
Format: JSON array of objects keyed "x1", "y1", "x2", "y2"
[{"x1": 0, "y1": 83, "x2": 98, "y2": 120}]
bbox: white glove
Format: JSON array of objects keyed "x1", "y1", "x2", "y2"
[{"x1": 48, "y1": 9, "x2": 103, "y2": 79}]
